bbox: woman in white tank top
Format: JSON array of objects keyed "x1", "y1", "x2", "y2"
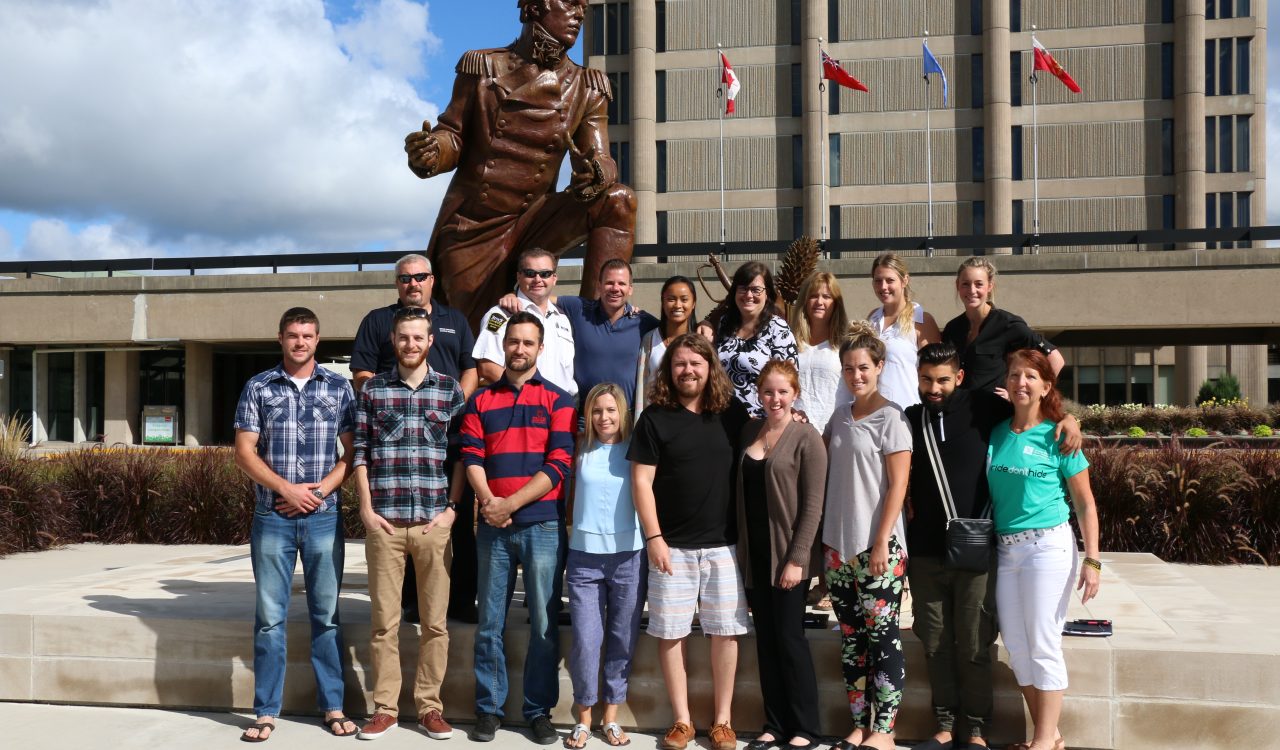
[
  {"x1": 788, "y1": 271, "x2": 853, "y2": 434},
  {"x1": 866, "y1": 254, "x2": 941, "y2": 408}
]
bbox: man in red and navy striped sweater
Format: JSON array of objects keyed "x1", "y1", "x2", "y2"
[{"x1": 461, "y1": 310, "x2": 577, "y2": 745}]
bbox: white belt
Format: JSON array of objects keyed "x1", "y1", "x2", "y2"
[{"x1": 997, "y1": 521, "x2": 1071, "y2": 546}]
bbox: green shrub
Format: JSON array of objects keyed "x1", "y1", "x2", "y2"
[
  {"x1": 1197, "y1": 373, "x2": 1243, "y2": 405},
  {"x1": 1126, "y1": 426, "x2": 1147, "y2": 437},
  {"x1": 1186, "y1": 427, "x2": 1209, "y2": 437},
  {"x1": 1254, "y1": 425, "x2": 1274, "y2": 437}
]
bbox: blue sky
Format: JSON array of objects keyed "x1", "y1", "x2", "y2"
[{"x1": 0, "y1": 1, "x2": 1275, "y2": 262}]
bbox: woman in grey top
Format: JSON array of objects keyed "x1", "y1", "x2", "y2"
[{"x1": 822, "y1": 322, "x2": 912, "y2": 750}]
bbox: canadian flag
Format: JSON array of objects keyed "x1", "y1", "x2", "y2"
[
  {"x1": 720, "y1": 52, "x2": 740, "y2": 114},
  {"x1": 1032, "y1": 37, "x2": 1082, "y2": 93}
]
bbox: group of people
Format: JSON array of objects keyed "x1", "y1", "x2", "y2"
[{"x1": 233, "y1": 250, "x2": 1102, "y2": 750}]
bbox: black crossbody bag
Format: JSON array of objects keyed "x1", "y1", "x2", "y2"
[{"x1": 920, "y1": 409, "x2": 995, "y2": 572}]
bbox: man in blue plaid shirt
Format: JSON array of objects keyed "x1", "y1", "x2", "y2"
[
  {"x1": 233, "y1": 307, "x2": 356, "y2": 742},
  {"x1": 353, "y1": 306, "x2": 466, "y2": 741}
]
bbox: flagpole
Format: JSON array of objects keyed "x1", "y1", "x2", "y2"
[
  {"x1": 718, "y1": 43, "x2": 726, "y2": 248},
  {"x1": 1030, "y1": 28, "x2": 1040, "y2": 254},
  {"x1": 819, "y1": 37, "x2": 828, "y2": 244},
  {"x1": 924, "y1": 31, "x2": 934, "y2": 257}
]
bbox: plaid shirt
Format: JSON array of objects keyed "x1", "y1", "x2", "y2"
[
  {"x1": 352, "y1": 367, "x2": 466, "y2": 523},
  {"x1": 234, "y1": 363, "x2": 355, "y2": 514}
]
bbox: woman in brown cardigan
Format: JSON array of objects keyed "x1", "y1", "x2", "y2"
[{"x1": 735, "y1": 360, "x2": 828, "y2": 750}]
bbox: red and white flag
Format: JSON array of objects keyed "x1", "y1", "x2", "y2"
[
  {"x1": 1032, "y1": 37, "x2": 1082, "y2": 93},
  {"x1": 822, "y1": 50, "x2": 868, "y2": 92},
  {"x1": 720, "y1": 52, "x2": 740, "y2": 114}
]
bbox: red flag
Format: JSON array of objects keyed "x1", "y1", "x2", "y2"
[
  {"x1": 720, "y1": 53, "x2": 740, "y2": 114},
  {"x1": 1032, "y1": 37, "x2": 1082, "y2": 93},
  {"x1": 822, "y1": 50, "x2": 868, "y2": 92}
]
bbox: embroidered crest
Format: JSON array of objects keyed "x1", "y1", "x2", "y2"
[{"x1": 485, "y1": 312, "x2": 507, "y2": 332}]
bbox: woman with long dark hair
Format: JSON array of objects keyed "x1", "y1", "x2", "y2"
[
  {"x1": 636, "y1": 275, "x2": 698, "y2": 416},
  {"x1": 713, "y1": 261, "x2": 799, "y2": 418}
]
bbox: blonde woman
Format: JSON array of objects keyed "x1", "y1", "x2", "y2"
[
  {"x1": 941, "y1": 258, "x2": 1065, "y2": 397},
  {"x1": 866, "y1": 253, "x2": 941, "y2": 408},
  {"x1": 788, "y1": 271, "x2": 853, "y2": 434}
]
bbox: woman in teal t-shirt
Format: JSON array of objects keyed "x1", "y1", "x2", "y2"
[{"x1": 986, "y1": 349, "x2": 1100, "y2": 750}]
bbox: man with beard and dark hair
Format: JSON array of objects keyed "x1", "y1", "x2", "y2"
[
  {"x1": 461, "y1": 311, "x2": 576, "y2": 745},
  {"x1": 904, "y1": 343, "x2": 1080, "y2": 750},
  {"x1": 352, "y1": 306, "x2": 466, "y2": 741},
  {"x1": 404, "y1": 0, "x2": 636, "y2": 330}
]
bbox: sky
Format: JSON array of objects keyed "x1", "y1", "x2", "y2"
[{"x1": 0, "y1": 0, "x2": 1276, "y2": 263}]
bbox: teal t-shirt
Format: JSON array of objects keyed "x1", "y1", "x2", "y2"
[{"x1": 986, "y1": 419, "x2": 1089, "y2": 535}]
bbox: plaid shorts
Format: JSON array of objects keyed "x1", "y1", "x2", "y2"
[{"x1": 645, "y1": 545, "x2": 749, "y2": 639}]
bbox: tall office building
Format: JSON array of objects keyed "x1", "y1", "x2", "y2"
[{"x1": 585, "y1": 0, "x2": 1266, "y2": 247}]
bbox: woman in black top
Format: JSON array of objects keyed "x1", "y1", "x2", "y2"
[{"x1": 941, "y1": 257, "x2": 1065, "y2": 397}]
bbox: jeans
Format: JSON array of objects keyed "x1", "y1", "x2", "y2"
[
  {"x1": 566, "y1": 549, "x2": 646, "y2": 707},
  {"x1": 250, "y1": 508, "x2": 346, "y2": 717},
  {"x1": 474, "y1": 520, "x2": 566, "y2": 720}
]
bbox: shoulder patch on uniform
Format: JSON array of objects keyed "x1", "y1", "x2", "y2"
[
  {"x1": 485, "y1": 312, "x2": 508, "y2": 332},
  {"x1": 456, "y1": 49, "x2": 496, "y2": 77},
  {"x1": 582, "y1": 67, "x2": 612, "y2": 101}
]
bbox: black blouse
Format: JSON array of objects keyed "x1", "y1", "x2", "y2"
[{"x1": 941, "y1": 306, "x2": 1056, "y2": 394}]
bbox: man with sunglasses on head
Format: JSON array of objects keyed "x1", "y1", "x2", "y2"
[
  {"x1": 352, "y1": 253, "x2": 482, "y2": 623},
  {"x1": 472, "y1": 248, "x2": 577, "y2": 397}
]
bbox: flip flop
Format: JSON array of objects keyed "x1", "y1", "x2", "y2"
[
  {"x1": 602, "y1": 722, "x2": 631, "y2": 747},
  {"x1": 322, "y1": 715, "x2": 357, "y2": 737},
  {"x1": 241, "y1": 720, "x2": 275, "y2": 743},
  {"x1": 564, "y1": 723, "x2": 591, "y2": 749}
]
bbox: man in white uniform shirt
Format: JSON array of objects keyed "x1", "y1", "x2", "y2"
[{"x1": 472, "y1": 247, "x2": 577, "y2": 395}]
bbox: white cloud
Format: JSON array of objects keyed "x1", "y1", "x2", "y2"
[{"x1": 0, "y1": 0, "x2": 448, "y2": 258}]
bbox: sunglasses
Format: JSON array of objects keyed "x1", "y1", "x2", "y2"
[
  {"x1": 519, "y1": 269, "x2": 556, "y2": 279},
  {"x1": 397, "y1": 272, "x2": 432, "y2": 284},
  {"x1": 393, "y1": 306, "x2": 430, "y2": 321}
]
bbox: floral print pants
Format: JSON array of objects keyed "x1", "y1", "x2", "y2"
[{"x1": 824, "y1": 536, "x2": 907, "y2": 734}]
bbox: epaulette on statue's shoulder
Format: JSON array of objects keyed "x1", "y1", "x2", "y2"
[
  {"x1": 456, "y1": 48, "x2": 503, "y2": 77},
  {"x1": 582, "y1": 67, "x2": 612, "y2": 101}
]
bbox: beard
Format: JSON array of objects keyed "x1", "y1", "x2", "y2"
[
  {"x1": 397, "y1": 349, "x2": 427, "y2": 369},
  {"x1": 506, "y1": 354, "x2": 536, "y2": 373},
  {"x1": 921, "y1": 389, "x2": 955, "y2": 414}
]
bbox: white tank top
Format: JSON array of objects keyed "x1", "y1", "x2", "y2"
[{"x1": 869, "y1": 303, "x2": 923, "y2": 408}]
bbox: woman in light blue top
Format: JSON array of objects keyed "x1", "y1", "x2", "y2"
[
  {"x1": 565, "y1": 383, "x2": 645, "y2": 748},
  {"x1": 987, "y1": 349, "x2": 1100, "y2": 750}
]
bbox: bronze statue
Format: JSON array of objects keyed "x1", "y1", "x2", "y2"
[{"x1": 405, "y1": 0, "x2": 636, "y2": 330}]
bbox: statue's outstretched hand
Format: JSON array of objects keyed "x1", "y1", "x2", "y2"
[
  {"x1": 570, "y1": 157, "x2": 606, "y2": 202},
  {"x1": 405, "y1": 119, "x2": 441, "y2": 177}
]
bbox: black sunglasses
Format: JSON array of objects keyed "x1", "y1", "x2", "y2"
[
  {"x1": 519, "y1": 269, "x2": 556, "y2": 279},
  {"x1": 393, "y1": 306, "x2": 430, "y2": 321},
  {"x1": 397, "y1": 272, "x2": 432, "y2": 284}
]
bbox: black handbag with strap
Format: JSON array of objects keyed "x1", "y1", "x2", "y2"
[{"x1": 920, "y1": 408, "x2": 995, "y2": 572}]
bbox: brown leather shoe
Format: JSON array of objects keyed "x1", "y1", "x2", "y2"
[
  {"x1": 358, "y1": 712, "x2": 398, "y2": 740},
  {"x1": 660, "y1": 721, "x2": 696, "y2": 750},
  {"x1": 709, "y1": 723, "x2": 737, "y2": 750},
  {"x1": 419, "y1": 710, "x2": 453, "y2": 740}
]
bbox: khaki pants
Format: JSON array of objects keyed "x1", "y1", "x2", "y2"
[{"x1": 366, "y1": 522, "x2": 452, "y2": 717}]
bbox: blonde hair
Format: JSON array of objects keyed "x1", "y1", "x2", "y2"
[
  {"x1": 579, "y1": 382, "x2": 631, "y2": 452},
  {"x1": 839, "y1": 320, "x2": 887, "y2": 365},
  {"x1": 871, "y1": 253, "x2": 916, "y2": 337},
  {"x1": 789, "y1": 272, "x2": 850, "y2": 351},
  {"x1": 956, "y1": 257, "x2": 998, "y2": 305}
]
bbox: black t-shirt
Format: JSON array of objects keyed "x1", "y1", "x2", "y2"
[
  {"x1": 941, "y1": 306, "x2": 1056, "y2": 394},
  {"x1": 350, "y1": 301, "x2": 476, "y2": 382},
  {"x1": 904, "y1": 389, "x2": 1012, "y2": 557},
  {"x1": 628, "y1": 401, "x2": 749, "y2": 549}
]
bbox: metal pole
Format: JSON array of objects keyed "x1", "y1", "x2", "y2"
[
  {"x1": 819, "y1": 37, "x2": 827, "y2": 244},
  {"x1": 1031, "y1": 66, "x2": 1040, "y2": 243},
  {"x1": 718, "y1": 44, "x2": 726, "y2": 247},
  {"x1": 924, "y1": 34, "x2": 934, "y2": 257}
]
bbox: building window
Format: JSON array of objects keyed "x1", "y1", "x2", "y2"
[
  {"x1": 1236, "y1": 38, "x2": 1251, "y2": 94},
  {"x1": 1162, "y1": 194, "x2": 1175, "y2": 250},
  {"x1": 828, "y1": 2, "x2": 839, "y2": 43},
  {"x1": 656, "y1": 70, "x2": 666, "y2": 123},
  {"x1": 792, "y1": 135, "x2": 804, "y2": 189},
  {"x1": 656, "y1": 140, "x2": 667, "y2": 193},
  {"x1": 1162, "y1": 0, "x2": 1174, "y2": 22},
  {"x1": 1011, "y1": 125, "x2": 1023, "y2": 180},
  {"x1": 609, "y1": 141, "x2": 631, "y2": 185},
  {"x1": 829, "y1": 206, "x2": 842, "y2": 241},
  {"x1": 1013, "y1": 199, "x2": 1024, "y2": 235},
  {"x1": 1206, "y1": 0, "x2": 1217, "y2": 18},
  {"x1": 1219, "y1": 37, "x2": 1231, "y2": 94},
  {"x1": 1208, "y1": 0, "x2": 1251, "y2": 18},
  {"x1": 1236, "y1": 114, "x2": 1250, "y2": 171},
  {"x1": 592, "y1": 2, "x2": 631, "y2": 56},
  {"x1": 790, "y1": 0, "x2": 801, "y2": 46},
  {"x1": 607, "y1": 72, "x2": 631, "y2": 125},
  {"x1": 1207, "y1": 37, "x2": 1252, "y2": 96},
  {"x1": 971, "y1": 0, "x2": 983, "y2": 36},
  {"x1": 829, "y1": 84, "x2": 840, "y2": 115},
  {"x1": 1206, "y1": 191, "x2": 1253, "y2": 247},
  {"x1": 972, "y1": 200, "x2": 986, "y2": 235},
  {"x1": 1205, "y1": 116, "x2": 1217, "y2": 173},
  {"x1": 792, "y1": 206, "x2": 804, "y2": 239},
  {"x1": 590, "y1": 5, "x2": 604, "y2": 56},
  {"x1": 655, "y1": 0, "x2": 666, "y2": 53},
  {"x1": 791, "y1": 63, "x2": 802, "y2": 117},
  {"x1": 1010, "y1": 52, "x2": 1022, "y2": 107},
  {"x1": 1010, "y1": 0, "x2": 1021, "y2": 32},
  {"x1": 971, "y1": 53, "x2": 984, "y2": 109},
  {"x1": 1219, "y1": 115, "x2": 1232, "y2": 171},
  {"x1": 972, "y1": 127, "x2": 985, "y2": 182},
  {"x1": 656, "y1": 210, "x2": 668, "y2": 244},
  {"x1": 1162, "y1": 119, "x2": 1174, "y2": 175},
  {"x1": 1161, "y1": 43, "x2": 1174, "y2": 99},
  {"x1": 829, "y1": 134, "x2": 842, "y2": 188}
]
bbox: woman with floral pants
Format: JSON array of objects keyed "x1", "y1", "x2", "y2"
[{"x1": 821, "y1": 323, "x2": 912, "y2": 750}]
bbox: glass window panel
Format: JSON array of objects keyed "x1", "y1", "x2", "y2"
[
  {"x1": 606, "y1": 3, "x2": 618, "y2": 55},
  {"x1": 791, "y1": 63, "x2": 802, "y2": 117},
  {"x1": 656, "y1": 70, "x2": 666, "y2": 123},
  {"x1": 590, "y1": 5, "x2": 604, "y2": 56},
  {"x1": 656, "y1": 141, "x2": 666, "y2": 193},
  {"x1": 791, "y1": 0, "x2": 802, "y2": 46},
  {"x1": 1162, "y1": 119, "x2": 1174, "y2": 175},
  {"x1": 1207, "y1": 0, "x2": 1217, "y2": 19},
  {"x1": 971, "y1": 0, "x2": 983, "y2": 36},
  {"x1": 1205, "y1": 117, "x2": 1217, "y2": 173},
  {"x1": 1236, "y1": 38, "x2": 1250, "y2": 94},
  {"x1": 1220, "y1": 192, "x2": 1233, "y2": 228},
  {"x1": 620, "y1": 2, "x2": 630, "y2": 53},
  {"x1": 1104, "y1": 366, "x2": 1127, "y2": 406},
  {"x1": 829, "y1": 134, "x2": 841, "y2": 188},
  {"x1": 1161, "y1": 43, "x2": 1174, "y2": 99},
  {"x1": 1236, "y1": 115, "x2": 1249, "y2": 171},
  {"x1": 828, "y1": 2, "x2": 839, "y2": 42},
  {"x1": 1012, "y1": 199, "x2": 1024, "y2": 235},
  {"x1": 1220, "y1": 115, "x2": 1232, "y2": 172},
  {"x1": 1204, "y1": 39, "x2": 1216, "y2": 96},
  {"x1": 1010, "y1": 0, "x2": 1021, "y2": 32},
  {"x1": 1221, "y1": 0, "x2": 1233, "y2": 17},
  {"x1": 1219, "y1": 38, "x2": 1232, "y2": 94},
  {"x1": 655, "y1": 0, "x2": 666, "y2": 52},
  {"x1": 972, "y1": 200, "x2": 986, "y2": 235},
  {"x1": 1162, "y1": 0, "x2": 1175, "y2": 23},
  {"x1": 972, "y1": 127, "x2": 985, "y2": 182},
  {"x1": 1010, "y1": 52, "x2": 1022, "y2": 107},
  {"x1": 972, "y1": 53, "x2": 984, "y2": 109}
]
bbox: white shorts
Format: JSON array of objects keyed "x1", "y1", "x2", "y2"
[{"x1": 645, "y1": 545, "x2": 749, "y2": 639}]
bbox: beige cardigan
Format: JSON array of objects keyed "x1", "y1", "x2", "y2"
[{"x1": 734, "y1": 419, "x2": 828, "y2": 588}]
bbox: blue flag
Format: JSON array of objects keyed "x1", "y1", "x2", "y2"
[{"x1": 922, "y1": 40, "x2": 948, "y2": 106}]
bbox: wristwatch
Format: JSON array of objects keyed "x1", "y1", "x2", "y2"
[{"x1": 445, "y1": 501, "x2": 458, "y2": 511}]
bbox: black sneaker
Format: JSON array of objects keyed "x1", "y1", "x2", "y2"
[
  {"x1": 529, "y1": 715, "x2": 558, "y2": 746},
  {"x1": 471, "y1": 714, "x2": 500, "y2": 742}
]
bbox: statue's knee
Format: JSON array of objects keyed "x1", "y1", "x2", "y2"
[{"x1": 598, "y1": 183, "x2": 636, "y2": 223}]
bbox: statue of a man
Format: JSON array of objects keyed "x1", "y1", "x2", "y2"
[{"x1": 405, "y1": 0, "x2": 636, "y2": 329}]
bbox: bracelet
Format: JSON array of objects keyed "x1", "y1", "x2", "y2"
[
  {"x1": 1082, "y1": 557, "x2": 1102, "y2": 571},
  {"x1": 645, "y1": 533, "x2": 663, "y2": 543}
]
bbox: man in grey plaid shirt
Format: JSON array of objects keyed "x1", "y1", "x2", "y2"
[
  {"x1": 233, "y1": 306, "x2": 356, "y2": 742},
  {"x1": 353, "y1": 306, "x2": 466, "y2": 741}
]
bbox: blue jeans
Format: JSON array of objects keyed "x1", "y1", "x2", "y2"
[
  {"x1": 474, "y1": 520, "x2": 566, "y2": 720},
  {"x1": 250, "y1": 508, "x2": 346, "y2": 717}
]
